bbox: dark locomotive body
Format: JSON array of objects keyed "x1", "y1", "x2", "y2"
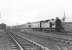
[
  {"x1": 24, "y1": 19, "x2": 56, "y2": 32},
  {"x1": 24, "y1": 19, "x2": 65, "y2": 32}
]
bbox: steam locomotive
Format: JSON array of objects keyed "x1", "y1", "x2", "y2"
[
  {"x1": 24, "y1": 19, "x2": 56, "y2": 31},
  {"x1": 24, "y1": 19, "x2": 72, "y2": 32}
]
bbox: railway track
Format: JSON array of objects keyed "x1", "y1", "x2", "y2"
[
  {"x1": 20, "y1": 30, "x2": 72, "y2": 45},
  {"x1": 7, "y1": 31, "x2": 50, "y2": 50},
  {"x1": 0, "y1": 30, "x2": 21, "y2": 50},
  {"x1": 19, "y1": 29, "x2": 72, "y2": 50},
  {"x1": 27, "y1": 29, "x2": 72, "y2": 45},
  {"x1": 7, "y1": 29, "x2": 72, "y2": 50},
  {"x1": 7, "y1": 32, "x2": 23, "y2": 50}
]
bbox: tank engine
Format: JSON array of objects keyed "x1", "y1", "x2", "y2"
[{"x1": 24, "y1": 19, "x2": 56, "y2": 31}]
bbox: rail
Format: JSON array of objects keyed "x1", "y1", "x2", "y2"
[
  {"x1": 7, "y1": 30, "x2": 50, "y2": 50},
  {"x1": 7, "y1": 31, "x2": 24, "y2": 50}
]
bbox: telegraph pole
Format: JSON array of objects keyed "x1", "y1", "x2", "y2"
[
  {"x1": 63, "y1": 11, "x2": 66, "y2": 21},
  {"x1": 40, "y1": 21, "x2": 42, "y2": 31}
]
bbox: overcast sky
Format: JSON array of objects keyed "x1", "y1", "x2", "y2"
[{"x1": 0, "y1": 0, "x2": 72, "y2": 26}]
